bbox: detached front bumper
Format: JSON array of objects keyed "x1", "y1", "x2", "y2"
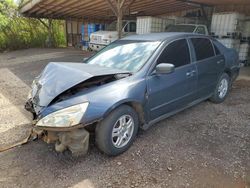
[
  {"x1": 25, "y1": 100, "x2": 90, "y2": 156},
  {"x1": 32, "y1": 127, "x2": 89, "y2": 156}
]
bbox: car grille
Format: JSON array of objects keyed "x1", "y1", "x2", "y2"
[{"x1": 91, "y1": 35, "x2": 102, "y2": 43}]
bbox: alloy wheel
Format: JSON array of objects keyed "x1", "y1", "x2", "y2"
[
  {"x1": 111, "y1": 115, "x2": 134, "y2": 148},
  {"x1": 218, "y1": 78, "x2": 228, "y2": 99}
]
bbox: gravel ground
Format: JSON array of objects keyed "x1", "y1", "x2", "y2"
[{"x1": 0, "y1": 48, "x2": 249, "y2": 188}]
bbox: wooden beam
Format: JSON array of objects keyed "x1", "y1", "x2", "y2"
[
  {"x1": 45, "y1": 0, "x2": 80, "y2": 14},
  {"x1": 176, "y1": 0, "x2": 213, "y2": 7},
  {"x1": 55, "y1": 0, "x2": 106, "y2": 17},
  {"x1": 35, "y1": 0, "x2": 68, "y2": 15},
  {"x1": 105, "y1": 0, "x2": 118, "y2": 16},
  {"x1": 24, "y1": 0, "x2": 248, "y2": 20},
  {"x1": 20, "y1": 0, "x2": 43, "y2": 13},
  {"x1": 124, "y1": 0, "x2": 136, "y2": 10},
  {"x1": 55, "y1": 0, "x2": 109, "y2": 18},
  {"x1": 120, "y1": 0, "x2": 126, "y2": 8}
]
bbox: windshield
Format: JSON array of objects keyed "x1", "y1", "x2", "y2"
[
  {"x1": 106, "y1": 21, "x2": 127, "y2": 31},
  {"x1": 86, "y1": 40, "x2": 161, "y2": 72},
  {"x1": 166, "y1": 25, "x2": 196, "y2": 33}
]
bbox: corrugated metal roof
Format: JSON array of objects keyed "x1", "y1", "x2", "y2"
[{"x1": 20, "y1": 0, "x2": 250, "y2": 21}]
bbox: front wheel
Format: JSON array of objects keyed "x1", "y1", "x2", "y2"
[
  {"x1": 210, "y1": 73, "x2": 230, "y2": 103},
  {"x1": 95, "y1": 105, "x2": 139, "y2": 156}
]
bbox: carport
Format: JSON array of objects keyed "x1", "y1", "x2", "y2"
[
  {"x1": 0, "y1": 0, "x2": 250, "y2": 187},
  {"x1": 20, "y1": 0, "x2": 250, "y2": 40}
]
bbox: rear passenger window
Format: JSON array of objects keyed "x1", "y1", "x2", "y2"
[
  {"x1": 158, "y1": 39, "x2": 190, "y2": 68},
  {"x1": 191, "y1": 38, "x2": 215, "y2": 61}
]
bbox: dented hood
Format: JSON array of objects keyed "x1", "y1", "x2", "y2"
[{"x1": 31, "y1": 62, "x2": 128, "y2": 107}]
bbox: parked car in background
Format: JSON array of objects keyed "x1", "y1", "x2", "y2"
[
  {"x1": 166, "y1": 24, "x2": 209, "y2": 35},
  {"x1": 89, "y1": 20, "x2": 136, "y2": 51},
  {"x1": 25, "y1": 33, "x2": 240, "y2": 156}
]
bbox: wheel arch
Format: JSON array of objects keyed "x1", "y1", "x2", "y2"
[
  {"x1": 224, "y1": 68, "x2": 232, "y2": 79},
  {"x1": 103, "y1": 100, "x2": 146, "y2": 126}
]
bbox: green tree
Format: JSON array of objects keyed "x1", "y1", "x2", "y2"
[{"x1": 0, "y1": 0, "x2": 66, "y2": 51}]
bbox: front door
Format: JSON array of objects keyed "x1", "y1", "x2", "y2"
[{"x1": 146, "y1": 39, "x2": 197, "y2": 121}]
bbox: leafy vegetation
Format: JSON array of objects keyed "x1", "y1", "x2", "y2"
[{"x1": 0, "y1": 0, "x2": 66, "y2": 51}]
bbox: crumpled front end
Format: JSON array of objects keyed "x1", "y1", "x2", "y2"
[{"x1": 24, "y1": 62, "x2": 130, "y2": 155}]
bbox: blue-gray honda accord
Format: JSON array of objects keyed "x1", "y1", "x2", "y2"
[{"x1": 25, "y1": 33, "x2": 240, "y2": 156}]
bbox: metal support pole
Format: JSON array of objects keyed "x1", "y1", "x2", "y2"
[
  {"x1": 71, "y1": 19, "x2": 73, "y2": 46},
  {"x1": 65, "y1": 20, "x2": 69, "y2": 47},
  {"x1": 201, "y1": 5, "x2": 208, "y2": 24},
  {"x1": 48, "y1": 18, "x2": 53, "y2": 47}
]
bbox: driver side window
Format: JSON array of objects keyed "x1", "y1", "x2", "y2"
[{"x1": 157, "y1": 39, "x2": 190, "y2": 68}]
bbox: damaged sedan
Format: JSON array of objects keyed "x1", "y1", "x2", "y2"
[{"x1": 25, "y1": 33, "x2": 240, "y2": 156}]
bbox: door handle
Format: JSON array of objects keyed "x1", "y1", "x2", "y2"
[
  {"x1": 217, "y1": 60, "x2": 224, "y2": 64},
  {"x1": 191, "y1": 70, "x2": 196, "y2": 74},
  {"x1": 186, "y1": 70, "x2": 196, "y2": 77}
]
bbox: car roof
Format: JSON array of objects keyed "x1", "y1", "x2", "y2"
[{"x1": 121, "y1": 32, "x2": 208, "y2": 42}]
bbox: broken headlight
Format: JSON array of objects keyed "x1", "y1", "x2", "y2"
[{"x1": 36, "y1": 103, "x2": 89, "y2": 128}]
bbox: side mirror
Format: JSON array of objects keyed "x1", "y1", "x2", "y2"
[{"x1": 155, "y1": 63, "x2": 175, "y2": 74}]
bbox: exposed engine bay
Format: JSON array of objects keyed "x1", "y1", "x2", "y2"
[{"x1": 51, "y1": 73, "x2": 130, "y2": 105}]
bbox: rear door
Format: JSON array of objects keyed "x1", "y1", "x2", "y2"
[
  {"x1": 147, "y1": 39, "x2": 197, "y2": 121},
  {"x1": 189, "y1": 37, "x2": 225, "y2": 98}
]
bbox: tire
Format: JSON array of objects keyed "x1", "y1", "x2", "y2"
[
  {"x1": 95, "y1": 105, "x2": 139, "y2": 156},
  {"x1": 210, "y1": 73, "x2": 230, "y2": 104}
]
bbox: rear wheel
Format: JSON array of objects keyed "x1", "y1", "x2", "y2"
[
  {"x1": 95, "y1": 105, "x2": 139, "y2": 156},
  {"x1": 210, "y1": 73, "x2": 230, "y2": 103}
]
